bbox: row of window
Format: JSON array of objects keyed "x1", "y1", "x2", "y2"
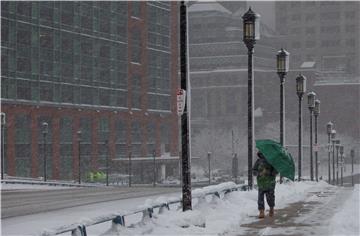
[{"x1": 11, "y1": 114, "x2": 170, "y2": 149}]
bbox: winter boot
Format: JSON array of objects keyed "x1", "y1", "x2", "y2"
[
  {"x1": 259, "y1": 209, "x2": 265, "y2": 219},
  {"x1": 269, "y1": 207, "x2": 274, "y2": 217}
]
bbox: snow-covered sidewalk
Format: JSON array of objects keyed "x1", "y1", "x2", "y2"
[
  {"x1": 101, "y1": 181, "x2": 359, "y2": 236},
  {"x1": 2, "y1": 181, "x2": 359, "y2": 236}
]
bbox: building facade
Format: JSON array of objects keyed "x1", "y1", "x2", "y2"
[
  {"x1": 1, "y1": 1, "x2": 180, "y2": 183},
  {"x1": 275, "y1": 1, "x2": 360, "y2": 144}
]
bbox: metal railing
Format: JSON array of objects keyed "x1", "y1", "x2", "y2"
[{"x1": 40, "y1": 182, "x2": 248, "y2": 236}]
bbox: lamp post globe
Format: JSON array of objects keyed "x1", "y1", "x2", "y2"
[
  {"x1": 296, "y1": 74, "x2": 306, "y2": 98},
  {"x1": 242, "y1": 7, "x2": 260, "y2": 45},
  {"x1": 277, "y1": 48, "x2": 289, "y2": 76},
  {"x1": 307, "y1": 92, "x2": 316, "y2": 111},
  {"x1": 326, "y1": 122, "x2": 333, "y2": 182},
  {"x1": 296, "y1": 74, "x2": 306, "y2": 181},
  {"x1": 242, "y1": 7, "x2": 260, "y2": 189}
]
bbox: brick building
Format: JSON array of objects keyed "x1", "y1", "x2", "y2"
[{"x1": 1, "y1": 1, "x2": 180, "y2": 183}]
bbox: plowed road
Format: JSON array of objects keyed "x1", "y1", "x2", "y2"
[{"x1": 1, "y1": 186, "x2": 180, "y2": 219}]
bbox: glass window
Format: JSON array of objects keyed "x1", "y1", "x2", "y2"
[
  {"x1": 60, "y1": 117, "x2": 72, "y2": 143},
  {"x1": 61, "y1": 84, "x2": 74, "y2": 103},
  {"x1": 131, "y1": 2, "x2": 141, "y2": 18},
  {"x1": 40, "y1": 82, "x2": 53, "y2": 101},
  {"x1": 17, "y1": 80, "x2": 31, "y2": 100},
  {"x1": 16, "y1": 2, "x2": 32, "y2": 17},
  {"x1": 80, "y1": 86, "x2": 93, "y2": 104}
]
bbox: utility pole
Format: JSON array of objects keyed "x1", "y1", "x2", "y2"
[
  {"x1": 153, "y1": 150, "x2": 156, "y2": 187},
  {"x1": 207, "y1": 152, "x2": 211, "y2": 185},
  {"x1": 351, "y1": 149, "x2": 354, "y2": 186},
  {"x1": 1, "y1": 112, "x2": 6, "y2": 180},
  {"x1": 180, "y1": 1, "x2": 191, "y2": 211}
]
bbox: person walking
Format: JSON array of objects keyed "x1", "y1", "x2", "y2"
[{"x1": 253, "y1": 151, "x2": 278, "y2": 218}]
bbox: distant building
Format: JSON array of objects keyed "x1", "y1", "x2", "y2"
[
  {"x1": 275, "y1": 1, "x2": 360, "y2": 78},
  {"x1": 1, "y1": 1, "x2": 180, "y2": 182},
  {"x1": 275, "y1": 1, "x2": 360, "y2": 142},
  {"x1": 188, "y1": 2, "x2": 282, "y2": 135}
]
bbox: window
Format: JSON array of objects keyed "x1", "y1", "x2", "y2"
[
  {"x1": 132, "y1": 2, "x2": 141, "y2": 18},
  {"x1": 40, "y1": 82, "x2": 53, "y2": 101},
  {"x1": 17, "y1": 80, "x2": 31, "y2": 100}
]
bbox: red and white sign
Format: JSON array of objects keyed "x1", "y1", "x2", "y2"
[{"x1": 177, "y1": 89, "x2": 186, "y2": 116}]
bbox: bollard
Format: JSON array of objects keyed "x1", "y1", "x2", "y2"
[{"x1": 71, "y1": 225, "x2": 87, "y2": 236}]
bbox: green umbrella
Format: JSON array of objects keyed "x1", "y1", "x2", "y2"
[{"x1": 255, "y1": 139, "x2": 295, "y2": 181}]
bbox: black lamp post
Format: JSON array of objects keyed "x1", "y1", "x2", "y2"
[
  {"x1": 207, "y1": 152, "x2": 211, "y2": 185},
  {"x1": 307, "y1": 91, "x2": 316, "y2": 181},
  {"x1": 42, "y1": 122, "x2": 48, "y2": 182},
  {"x1": 335, "y1": 139, "x2": 340, "y2": 185},
  {"x1": 105, "y1": 139, "x2": 109, "y2": 186},
  {"x1": 331, "y1": 130, "x2": 336, "y2": 184},
  {"x1": 339, "y1": 145, "x2": 344, "y2": 186},
  {"x1": 242, "y1": 7, "x2": 260, "y2": 189},
  {"x1": 277, "y1": 48, "x2": 289, "y2": 148},
  {"x1": 326, "y1": 122, "x2": 334, "y2": 183},
  {"x1": 1, "y1": 112, "x2": 5, "y2": 180},
  {"x1": 77, "y1": 130, "x2": 82, "y2": 184},
  {"x1": 351, "y1": 149, "x2": 355, "y2": 186},
  {"x1": 314, "y1": 99, "x2": 320, "y2": 181},
  {"x1": 153, "y1": 149, "x2": 156, "y2": 187},
  {"x1": 296, "y1": 74, "x2": 306, "y2": 181},
  {"x1": 128, "y1": 150, "x2": 132, "y2": 187}
]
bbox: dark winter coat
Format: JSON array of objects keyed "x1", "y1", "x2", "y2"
[{"x1": 253, "y1": 154, "x2": 278, "y2": 191}]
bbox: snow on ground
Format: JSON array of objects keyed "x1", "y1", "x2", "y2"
[
  {"x1": 328, "y1": 185, "x2": 360, "y2": 236},
  {"x1": 2, "y1": 181, "x2": 359, "y2": 236}
]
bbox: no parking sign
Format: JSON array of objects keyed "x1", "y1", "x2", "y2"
[{"x1": 177, "y1": 89, "x2": 186, "y2": 116}]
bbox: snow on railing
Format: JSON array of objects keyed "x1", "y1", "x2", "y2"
[{"x1": 40, "y1": 182, "x2": 249, "y2": 236}]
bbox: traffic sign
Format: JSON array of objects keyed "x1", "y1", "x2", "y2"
[{"x1": 177, "y1": 89, "x2": 186, "y2": 116}]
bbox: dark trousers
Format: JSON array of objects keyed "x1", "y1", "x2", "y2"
[{"x1": 258, "y1": 189, "x2": 275, "y2": 210}]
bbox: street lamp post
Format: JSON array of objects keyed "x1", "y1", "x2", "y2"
[
  {"x1": 326, "y1": 122, "x2": 334, "y2": 183},
  {"x1": 335, "y1": 139, "x2": 340, "y2": 185},
  {"x1": 128, "y1": 151, "x2": 132, "y2": 187},
  {"x1": 105, "y1": 140, "x2": 109, "y2": 186},
  {"x1": 314, "y1": 99, "x2": 320, "y2": 181},
  {"x1": 153, "y1": 150, "x2": 156, "y2": 187},
  {"x1": 339, "y1": 145, "x2": 344, "y2": 186},
  {"x1": 277, "y1": 48, "x2": 289, "y2": 184},
  {"x1": 242, "y1": 7, "x2": 260, "y2": 189},
  {"x1": 42, "y1": 122, "x2": 48, "y2": 182},
  {"x1": 77, "y1": 130, "x2": 82, "y2": 184},
  {"x1": 296, "y1": 75, "x2": 306, "y2": 181},
  {"x1": 307, "y1": 91, "x2": 316, "y2": 181},
  {"x1": 207, "y1": 152, "x2": 211, "y2": 185},
  {"x1": 351, "y1": 149, "x2": 355, "y2": 186},
  {"x1": 331, "y1": 130, "x2": 336, "y2": 185},
  {"x1": 1, "y1": 112, "x2": 6, "y2": 180}
]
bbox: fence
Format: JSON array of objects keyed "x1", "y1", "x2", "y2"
[{"x1": 40, "y1": 182, "x2": 248, "y2": 236}]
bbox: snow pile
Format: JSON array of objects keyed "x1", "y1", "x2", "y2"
[
  {"x1": 103, "y1": 181, "x2": 328, "y2": 235},
  {"x1": 328, "y1": 184, "x2": 360, "y2": 236}
]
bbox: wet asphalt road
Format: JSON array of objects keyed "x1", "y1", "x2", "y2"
[{"x1": 1, "y1": 186, "x2": 180, "y2": 219}]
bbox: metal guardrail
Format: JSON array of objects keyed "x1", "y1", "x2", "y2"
[
  {"x1": 1, "y1": 179, "x2": 98, "y2": 188},
  {"x1": 40, "y1": 182, "x2": 249, "y2": 236}
]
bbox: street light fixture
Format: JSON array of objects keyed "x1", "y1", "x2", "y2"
[
  {"x1": 1, "y1": 112, "x2": 5, "y2": 180},
  {"x1": 296, "y1": 74, "x2": 306, "y2": 181},
  {"x1": 331, "y1": 129, "x2": 336, "y2": 184},
  {"x1": 339, "y1": 145, "x2": 344, "y2": 186},
  {"x1": 326, "y1": 122, "x2": 334, "y2": 183},
  {"x1": 314, "y1": 99, "x2": 320, "y2": 181},
  {"x1": 276, "y1": 48, "x2": 289, "y2": 147},
  {"x1": 242, "y1": 7, "x2": 260, "y2": 189},
  {"x1": 77, "y1": 130, "x2": 82, "y2": 184},
  {"x1": 307, "y1": 91, "x2": 316, "y2": 181},
  {"x1": 42, "y1": 122, "x2": 48, "y2": 182}
]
